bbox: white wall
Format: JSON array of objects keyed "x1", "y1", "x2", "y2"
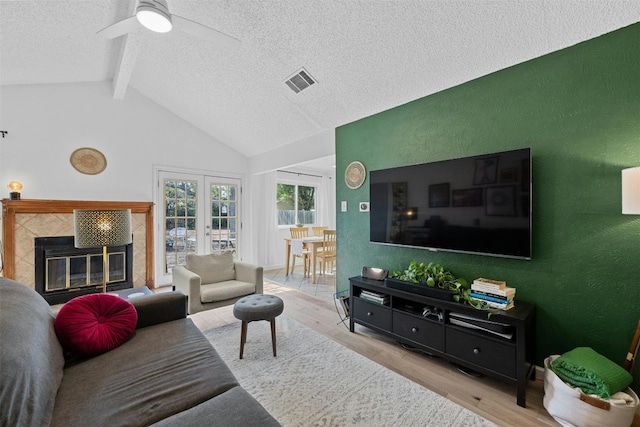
[
  {"x1": 249, "y1": 129, "x2": 335, "y2": 175},
  {"x1": 0, "y1": 82, "x2": 248, "y2": 201},
  {"x1": 0, "y1": 81, "x2": 336, "y2": 276}
]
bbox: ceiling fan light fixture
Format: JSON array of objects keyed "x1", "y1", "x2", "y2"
[{"x1": 136, "y1": 0, "x2": 173, "y2": 33}]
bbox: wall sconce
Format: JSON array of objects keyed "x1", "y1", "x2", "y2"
[
  {"x1": 622, "y1": 167, "x2": 640, "y2": 214},
  {"x1": 7, "y1": 181, "x2": 23, "y2": 200}
]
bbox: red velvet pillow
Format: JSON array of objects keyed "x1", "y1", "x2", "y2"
[{"x1": 54, "y1": 293, "x2": 138, "y2": 357}]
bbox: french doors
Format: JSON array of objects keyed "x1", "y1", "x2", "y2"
[{"x1": 158, "y1": 171, "x2": 241, "y2": 283}]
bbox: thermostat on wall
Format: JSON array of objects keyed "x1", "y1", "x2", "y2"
[{"x1": 359, "y1": 202, "x2": 370, "y2": 212}]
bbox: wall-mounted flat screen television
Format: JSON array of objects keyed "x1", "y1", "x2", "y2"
[{"x1": 370, "y1": 148, "x2": 531, "y2": 259}]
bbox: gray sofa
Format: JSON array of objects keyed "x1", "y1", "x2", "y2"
[{"x1": 0, "y1": 278, "x2": 280, "y2": 427}]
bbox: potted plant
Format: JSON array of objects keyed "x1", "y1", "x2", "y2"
[{"x1": 387, "y1": 260, "x2": 493, "y2": 311}]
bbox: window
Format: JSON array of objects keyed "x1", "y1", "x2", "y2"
[{"x1": 277, "y1": 183, "x2": 316, "y2": 225}]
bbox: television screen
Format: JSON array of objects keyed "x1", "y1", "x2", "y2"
[{"x1": 370, "y1": 148, "x2": 531, "y2": 259}]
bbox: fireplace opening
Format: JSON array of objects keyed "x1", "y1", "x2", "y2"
[{"x1": 35, "y1": 236, "x2": 133, "y2": 305}]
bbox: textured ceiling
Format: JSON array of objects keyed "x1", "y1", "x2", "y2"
[{"x1": 1, "y1": 1, "x2": 639, "y2": 159}]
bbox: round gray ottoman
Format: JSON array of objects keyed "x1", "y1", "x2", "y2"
[{"x1": 233, "y1": 294, "x2": 284, "y2": 359}]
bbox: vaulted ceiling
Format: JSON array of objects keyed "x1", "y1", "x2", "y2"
[{"x1": 1, "y1": 1, "x2": 639, "y2": 161}]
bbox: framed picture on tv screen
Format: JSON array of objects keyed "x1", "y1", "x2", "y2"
[{"x1": 486, "y1": 186, "x2": 516, "y2": 216}]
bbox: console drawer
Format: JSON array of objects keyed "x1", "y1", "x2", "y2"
[
  {"x1": 446, "y1": 327, "x2": 516, "y2": 378},
  {"x1": 353, "y1": 298, "x2": 392, "y2": 330},
  {"x1": 392, "y1": 311, "x2": 443, "y2": 351}
]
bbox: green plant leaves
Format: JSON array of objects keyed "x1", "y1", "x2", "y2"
[{"x1": 389, "y1": 260, "x2": 494, "y2": 315}]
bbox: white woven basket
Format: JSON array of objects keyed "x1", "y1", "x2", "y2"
[{"x1": 543, "y1": 355, "x2": 638, "y2": 427}]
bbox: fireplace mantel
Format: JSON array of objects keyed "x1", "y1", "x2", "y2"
[{"x1": 2, "y1": 199, "x2": 154, "y2": 288}]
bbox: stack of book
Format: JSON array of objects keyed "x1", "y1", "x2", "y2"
[
  {"x1": 470, "y1": 278, "x2": 515, "y2": 310},
  {"x1": 359, "y1": 290, "x2": 389, "y2": 305}
]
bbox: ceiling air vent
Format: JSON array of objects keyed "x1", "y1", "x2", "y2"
[{"x1": 285, "y1": 68, "x2": 316, "y2": 93}]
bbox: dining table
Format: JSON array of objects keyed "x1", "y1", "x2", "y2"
[{"x1": 284, "y1": 236, "x2": 325, "y2": 284}]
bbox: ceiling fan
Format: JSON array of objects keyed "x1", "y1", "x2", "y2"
[{"x1": 97, "y1": 0, "x2": 240, "y2": 49}]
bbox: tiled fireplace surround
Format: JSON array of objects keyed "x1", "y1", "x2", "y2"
[{"x1": 1, "y1": 199, "x2": 154, "y2": 290}]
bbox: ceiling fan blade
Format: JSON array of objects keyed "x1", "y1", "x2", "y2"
[
  {"x1": 97, "y1": 16, "x2": 141, "y2": 39},
  {"x1": 172, "y1": 15, "x2": 240, "y2": 49}
]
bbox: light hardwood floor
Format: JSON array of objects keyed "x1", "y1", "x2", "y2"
[{"x1": 210, "y1": 266, "x2": 638, "y2": 427}]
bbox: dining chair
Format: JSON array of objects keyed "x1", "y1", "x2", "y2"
[
  {"x1": 289, "y1": 227, "x2": 311, "y2": 276},
  {"x1": 311, "y1": 226, "x2": 329, "y2": 257},
  {"x1": 315, "y1": 229, "x2": 336, "y2": 275},
  {"x1": 312, "y1": 226, "x2": 329, "y2": 237}
]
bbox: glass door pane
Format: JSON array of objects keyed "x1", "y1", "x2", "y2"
[
  {"x1": 162, "y1": 176, "x2": 199, "y2": 274},
  {"x1": 206, "y1": 177, "x2": 240, "y2": 258}
]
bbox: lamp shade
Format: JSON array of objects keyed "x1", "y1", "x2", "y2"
[
  {"x1": 74, "y1": 210, "x2": 132, "y2": 248},
  {"x1": 622, "y1": 167, "x2": 640, "y2": 215}
]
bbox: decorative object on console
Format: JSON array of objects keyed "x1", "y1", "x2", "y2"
[
  {"x1": 622, "y1": 166, "x2": 640, "y2": 214},
  {"x1": 472, "y1": 277, "x2": 507, "y2": 289},
  {"x1": 389, "y1": 261, "x2": 468, "y2": 303},
  {"x1": 470, "y1": 278, "x2": 515, "y2": 306},
  {"x1": 345, "y1": 161, "x2": 366, "y2": 189},
  {"x1": 7, "y1": 180, "x2": 22, "y2": 200},
  {"x1": 385, "y1": 277, "x2": 457, "y2": 301},
  {"x1": 73, "y1": 209, "x2": 132, "y2": 293},
  {"x1": 470, "y1": 278, "x2": 516, "y2": 310},
  {"x1": 70, "y1": 147, "x2": 107, "y2": 175},
  {"x1": 361, "y1": 266, "x2": 388, "y2": 281},
  {"x1": 389, "y1": 261, "x2": 504, "y2": 312}
]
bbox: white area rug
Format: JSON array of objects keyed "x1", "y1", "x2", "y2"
[{"x1": 196, "y1": 314, "x2": 496, "y2": 427}]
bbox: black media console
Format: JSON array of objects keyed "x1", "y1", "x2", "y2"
[{"x1": 349, "y1": 276, "x2": 536, "y2": 407}]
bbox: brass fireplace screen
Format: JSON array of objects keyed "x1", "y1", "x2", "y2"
[
  {"x1": 45, "y1": 251, "x2": 126, "y2": 291},
  {"x1": 34, "y1": 236, "x2": 133, "y2": 304}
]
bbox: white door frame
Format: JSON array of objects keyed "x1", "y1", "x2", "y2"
[{"x1": 154, "y1": 166, "x2": 244, "y2": 287}]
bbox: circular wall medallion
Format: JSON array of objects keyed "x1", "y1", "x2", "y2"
[
  {"x1": 345, "y1": 161, "x2": 366, "y2": 189},
  {"x1": 70, "y1": 148, "x2": 107, "y2": 175}
]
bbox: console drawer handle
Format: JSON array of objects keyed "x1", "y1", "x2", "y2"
[
  {"x1": 411, "y1": 327, "x2": 418, "y2": 333},
  {"x1": 473, "y1": 348, "x2": 480, "y2": 355}
]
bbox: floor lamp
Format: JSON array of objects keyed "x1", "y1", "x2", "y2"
[{"x1": 73, "y1": 209, "x2": 132, "y2": 293}]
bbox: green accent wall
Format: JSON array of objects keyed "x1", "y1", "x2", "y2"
[{"x1": 335, "y1": 23, "x2": 640, "y2": 367}]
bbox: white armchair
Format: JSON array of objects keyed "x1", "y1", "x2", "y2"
[{"x1": 172, "y1": 251, "x2": 263, "y2": 314}]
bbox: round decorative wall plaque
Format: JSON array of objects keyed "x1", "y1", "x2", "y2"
[
  {"x1": 345, "y1": 161, "x2": 366, "y2": 189},
  {"x1": 70, "y1": 148, "x2": 107, "y2": 175}
]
